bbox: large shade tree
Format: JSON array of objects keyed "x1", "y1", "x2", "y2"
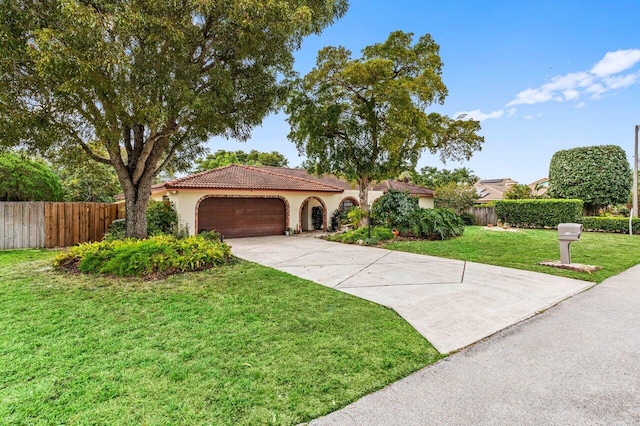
[
  {"x1": 287, "y1": 30, "x2": 484, "y2": 212},
  {"x1": 0, "y1": 0, "x2": 347, "y2": 237}
]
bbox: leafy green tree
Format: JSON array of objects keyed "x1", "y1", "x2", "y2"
[
  {"x1": 434, "y1": 182, "x2": 479, "y2": 214},
  {"x1": 504, "y1": 184, "x2": 533, "y2": 200},
  {"x1": 194, "y1": 149, "x2": 289, "y2": 172},
  {"x1": 411, "y1": 166, "x2": 478, "y2": 189},
  {"x1": 0, "y1": 0, "x2": 346, "y2": 237},
  {"x1": 0, "y1": 152, "x2": 63, "y2": 201},
  {"x1": 287, "y1": 30, "x2": 483, "y2": 216},
  {"x1": 549, "y1": 145, "x2": 631, "y2": 215},
  {"x1": 48, "y1": 144, "x2": 121, "y2": 202},
  {"x1": 372, "y1": 189, "x2": 419, "y2": 230}
]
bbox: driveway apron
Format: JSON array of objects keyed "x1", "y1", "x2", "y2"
[{"x1": 228, "y1": 236, "x2": 593, "y2": 354}]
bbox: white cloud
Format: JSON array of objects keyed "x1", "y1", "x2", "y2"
[
  {"x1": 454, "y1": 109, "x2": 504, "y2": 122},
  {"x1": 506, "y1": 49, "x2": 640, "y2": 108},
  {"x1": 507, "y1": 107, "x2": 517, "y2": 117},
  {"x1": 590, "y1": 49, "x2": 640, "y2": 76},
  {"x1": 522, "y1": 113, "x2": 543, "y2": 120},
  {"x1": 574, "y1": 102, "x2": 586, "y2": 108}
]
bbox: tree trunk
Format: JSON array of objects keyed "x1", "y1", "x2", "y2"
[
  {"x1": 122, "y1": 175, "x2": 154, "y2": 239},
  {"x1": 358, "y1": 176, "x2": 371, "y2": 228}
]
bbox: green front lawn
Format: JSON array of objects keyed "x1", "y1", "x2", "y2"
[
  {"x1": 384, "y1": 226, "x2": 640, "y2": 283},
  {"x1": 0, "y1": 250, "x2": 441, "y2": 425}
]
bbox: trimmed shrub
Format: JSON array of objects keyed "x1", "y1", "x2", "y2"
[
  {"x1": 581, "y1": 217, "x2": 640, "y2": 234},
  {"x1": 495, "y1": 199, "x2": 583, "y2": 228},
  {"x1": 325, "y1": 227, "x2": 394, "y2": 245},
  {"x1": 55, "y1": 234, "x2": 232, "y2": 277},
  {"x1": 407, "y1": 208, "x2": 464, "y2": 240},
  {"x1": 549, "y1": 145, "x2": 631, "y2": 214}
]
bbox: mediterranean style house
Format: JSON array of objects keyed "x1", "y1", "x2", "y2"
[{"x1": 141, "y1": 164, "x2": 434, "y2": 238}]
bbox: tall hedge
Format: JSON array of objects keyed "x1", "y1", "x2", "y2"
[
  {"x1": 0, "y1": 153, "x2": 64, "y2": 201},
  {"x1": 495, "y1": 199, "x2": 583, "y2": 228},
  {"x1": 548, "y1": 145, "x2": 631, "y2": 214}
]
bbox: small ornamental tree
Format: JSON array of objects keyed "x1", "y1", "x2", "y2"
[
  {"x1": 549, "y1": 145, "x2": 631, "y2": 215},
  {"x1": 504, "y1": 184, "x2": 533, "y2": 200},
  {"x1": 434, "y1": 182, "x2": 478, "y2": 214},
  {"x1": 0, "y1": 152, "x2": 63, "y2": 201}
]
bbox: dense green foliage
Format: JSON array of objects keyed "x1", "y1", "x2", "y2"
[
  {"x1": 372, "y1": 189, "x2": 419, "y2": 230},
  {"x1": 0, "y1": 0, "x2": 346, "y2": 238},
  {"x1": 407, "y1": 208, "x2": 465, "y2": 240},
  {"x1": 504, "y1": 183, "x2": 533, "y2": 200},
  {"x1": 434, "y1": 182, "x2": 479, "y2": 214},
  {"x1": 193, "y1": 149, "x2": 289, "y2": 172},
  {"x1": 325, "y1": 227, "x2": 395, "y2": 245},
  {"x1": 146, "y1": 201, "x2": 180, "y2": 235},
  {"x1": 549, "y1": 145, "x2": 632, "y2": 214},
  {"x1": 0, "y1": 153, "x2": 63, "y2": 201},
  {"x1": 410, "y1": 166, "x2": 478, "y2": 189},
  {"x1": 495, "y1": 199, "x2": 583, "y2": 228},
  {"x1": 48, "y1": 144, "x2": 121, "y2": 202},
  {"x1": 55, "y1": 234, "x2": 231, "y2": 277},
  {"x1": 1, "y1": 250, "x2": 440, "y2": 424},
  {"x1": 581, "y1": 216, "x2": 640, "y2": 234},
  {"x1": 385, "y1": 226, "x2": 640, "y2": 283},
  {"x1": 104, "y1": 201, "x2": 183, "y2": 241},
  {"x1": 287, "y1": 30, "x2": 483, "y2": 211}
]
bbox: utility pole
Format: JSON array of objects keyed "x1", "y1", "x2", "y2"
[{"x1": 634, "y1": 125, "x2": 639, "y2": 218}]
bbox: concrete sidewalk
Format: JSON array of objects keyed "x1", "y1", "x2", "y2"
[
  {"x1": 228, "y1": 236, "x2": 593, "y2": 354},
  {"x1": 308, "y1": 263, "x2": 640, "y2": 425}
]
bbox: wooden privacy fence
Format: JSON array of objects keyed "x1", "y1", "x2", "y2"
[
  {"x1": 0, "y1": 202, "x2": 124, "y2": 249},
  {"x1": 466, "y1": 206, "x2": 497, "y2": 226}
]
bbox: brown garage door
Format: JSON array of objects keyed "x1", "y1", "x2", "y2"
[{"x1": 198, "y1": 197, "x2": 286, "y2": 238}]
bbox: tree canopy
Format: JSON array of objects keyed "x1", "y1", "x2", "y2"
[
  {"x1": 434, "y1": 182, "x2": 478, "y2": 214},
  {"x1": 286, "y1": 30, "x2": 483, "y2": 211},
  {"x1": 549, "y1": 145, "x2": 631, "y2": 214},
  {"x1": 0, "y1": 152, "x2": 64, "y2": 201},
  {"x1": 194, "y1": 149, "x2": 289, "y2": 172},
  {"x1": 48, "y1": 144, "x2": 121, "y2": 202},
  {"x1": 410, "y1": 166, "x2": 478, "y2": 190},
  {"x1": 0, "y1": 0, "x2": 347, "y2": 237}
]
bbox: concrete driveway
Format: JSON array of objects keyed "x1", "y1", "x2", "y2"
[
  {"x1": 308, "y1": 263, "x2": 640, "y2": 425},
  {"x1": 228, "y1": 236, "x2": 593, "y2": 354}
]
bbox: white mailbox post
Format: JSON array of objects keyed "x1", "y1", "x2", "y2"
[{"x1": 558, "y1": 223, "x2": 583, "y2": 264}]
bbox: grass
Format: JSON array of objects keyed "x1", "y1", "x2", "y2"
[
  {"x1": 0, "y1": 250, "x2": 441, "y2": 425},
  {"x1": 384, "y1": 226, "x2": 640, "y2": 283}
]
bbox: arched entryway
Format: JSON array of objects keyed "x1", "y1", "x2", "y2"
[{"x1": 299, "y1": 196, "x2": 328, "y2": 232}]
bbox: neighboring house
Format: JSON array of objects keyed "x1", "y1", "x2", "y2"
[
  {"x1": 474, "y1": 178, "x2": 518, "y2": 204},
  {"x1": 529, "y1": 177, "x2": 549, "y2": 197},
  {"x1": 128, "y1": 165, "x2": 434, "y2": 238}
]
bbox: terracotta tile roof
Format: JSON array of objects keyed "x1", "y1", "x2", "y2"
[
  {"x1": 372, "y1": 180, "x2": 435, "y2": 196},
  {"x1": 252, "y1": 166, "x2": 355, "y2": 190},
  {"x1": 163, "y1": 164, "x2": 344, "y2": 192}
]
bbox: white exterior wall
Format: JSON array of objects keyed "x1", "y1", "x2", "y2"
[{"x1": 149, "y1": 188, "x2": 432, "y2": 235}]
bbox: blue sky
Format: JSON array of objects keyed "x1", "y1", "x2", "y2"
[{"x1": 207, "y1": 0, "x2": 640, "y2": 185}]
